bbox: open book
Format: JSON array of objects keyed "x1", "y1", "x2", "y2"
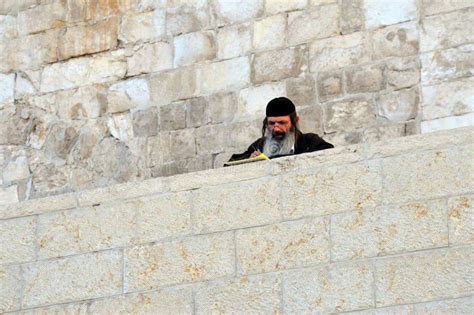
[{"x1": 223, "y1": 153, "x2": 270, "y2": 167}]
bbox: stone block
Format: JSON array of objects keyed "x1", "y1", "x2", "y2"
[
  {"x1": 340, "y1": 0, "x2": 364, "y2": 34},
  {"x1": 420, "y1": 44, "x2": 474, "y2": 85},
  {"x1": 40, "y1": 51, "x2": 127, "y2": 93},
  {"x1": 0, "y1": 15, "x2": 16, "y2": 39},
  {"x1": 377, "y1": 87, "x2": 419, "y2": 122},
  {"x1": 165, "y1": 129, "x2": 196, "y2": 161},
  {"x1": 209, "y1": 92, "x2": 237, "y2": 124},
  {"x1": 252, "y1": 46, "x2": 306, "y2": 84},
  {"x1": 288, "y1": 5, "x2": 339, "y2": 46},
  {"x1": 421, "y1": 113, "x2": 474, "y2": 133},
  {"x1": 17, "y1": 1, "x2": 65, "y2": 35},
  {"x1": 195, "y1": 124, "x2": 227, "y2": 155},
  {"x1": 107, "y1": 78, "x2": 150, "y2": 113},
  {"x1": 15, "y1": 71, "x2": 38, "y2": 98},
  {"x1": 236, "y1": 217, "x2": 330, "y2": 274},
  {"x1": 195, "y1": 274, "x2": 281, "y2": 314},
  {"x1": 124, "y1": 233, "x2": 235, "y2": 291},
  {"x1": 265, "y1": 0, "x2": 307, "y2": 14},
  {"x1": 297, "y1": 105, "x2": 323, "y2": 134},
  {"x1": 346, "y1": 63, "x2": 385, "y2": 93},
  {"x1": 309, "y1": 32, "x2": 371, "y2": 73},
  {"x1": 160, "y1": 101, "x2": 186, "y2": 130},
  {"x1": 119, "y1": 10, "x2": 165, "y2": 44},
  {"x1": 0, "y1": 185, "x2": 19, "y2": 206},
  {"x1": 199, "y1": 57, "x2": 250, "y2": 94},
  {"x1": 107, "y1": 112, "x2": 133, "y2": 143},
  {"x1": 331, "y1": 199, "x2": 448, "y2": 261},
  {"x1": 284, "y1": 261, "x2": 374, "y2": 313},
  {"x1": 386, "y1": 57, "x2": 420, "y2": 90},
  {"x1": 166, "y1": 3, "x2": 211, "y2": 36},
  {"x1": 89, "y1": 287, "x2": 194, "y2": 314},
  {"x1": 364, "y1": 0, "x2": 417, "y2": 29},
  {"x1": 193, "y1": 177, "x2": 281, "y2": 233},
  {"x1": 414, "y1": 296, "x2": 474, "y2": 314},
  {"x1": 0, "y1": 216, "x2": 36, "y2": 264},
  {"x1": 0, "y1": 73, "x2": 14, "y2": 106},
  {"x1": 281, "y1": 160, "x2": 382, "y2": 219},
  {"x1": 59, "y1": 17, "x2": 119, "y2": 61},
  {"x1": 375, "y1": 247, "x2": 473, "y2": 306},
  {"x1": 126, "y1": 41, "x2": 173, "y2": 76},
  {"x1": 310, "y1": 0, "x2": 337, "y2": 5},
  {"x1": 448, "y1": 194, "x2": 473, "y2": 246},
  {"x1": 318, "y1": 71, "x2": 343, "y2": 102},
  {"x1": 0, "y1": 265, "x2": 21, "y2": 312},
  {"x1": 216, "y1": 22, "x2": 252, "y2": 60},
  {"x1": 132, "y1": 107, "x2": 158, "y2": 137},
  {"x1": 253, "y1": 14, "x2": 286, "y2": 51},
  {"x1": 362, "y1": 124, "x2": 408, "y2": 143},
  {"x1": 421, "y1": 8, "x2": 474, "y2": 52},
  {"x1": 422, "y1": 77, "x2": 474, "y2": 121},
  {"x1": 149, "y1": 66, "x2": 197, "y2": 105},
  {"x1": 421, "y1": 0, "x2": 473, "y2": 16},
  {"x1": 237, "y1": 82, "x2": 287, "y2": 121},
  {"x1": 371, "y1": 22, "x2": 419, "y2": 60},
  {"x1": 186, "y1": 97, "x2": 210, "y2": 127},
  {"x1": 174, "y1": 31, "x2": 216, "y2": 67},
  {"x1": 227, "y1": 119, "x2": 262, "y2": 152},
  {"x1": 22, "y1": 251, "x2": 122, "y2": 308},
  {"x1": 212, "y1": 0, "x2": 263, "y2": 25},
  {"x1": 65, "y1": 0, "x2": 123, "y2": 23},
  {"x1": 343, "y1": 305, "x2": 414, "y2": 314},
  {"x1": 0, "y1": 0, "x2": 36, "y2": 15},
  {"x1": 383, "y1": 145, "x2": 474, "y2": 203},
  {"x1": 323, "y1": 96, "x2": 377, "y2": 133},
  {"x1": 286, "y1": 75, "x2": 316, "y2": 107}
]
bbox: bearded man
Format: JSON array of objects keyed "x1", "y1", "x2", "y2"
[{"x1": 228, "y1": 97, "x2": 333, "y2": 162}]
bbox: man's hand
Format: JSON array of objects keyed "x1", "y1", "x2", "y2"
[{"x1": 250, "y1": 150, "x2": 261, "y2": 158}]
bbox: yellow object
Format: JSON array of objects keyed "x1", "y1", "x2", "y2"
[{"x1": 224, "y1": 153, "x2": 270, "y2": 166}]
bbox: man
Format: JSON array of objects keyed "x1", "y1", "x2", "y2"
[{"x1": 228, "y1": 97, "x2": 333, "y2": 162}]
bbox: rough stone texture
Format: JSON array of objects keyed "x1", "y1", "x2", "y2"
[
  {"x1": 448, "y1": 194, "x2": 473, "y2": 246},
  {"x1": 212, "y1": 0, "x2": 263, "y2": 25},
  {"x1": 160, "y1": 101, "x2": 186, "y2": 130},
  {"x1": 0, "y1": 73, "x2": 15, "y2": 106},
  {"x1": 414, "y1": 296, "x2": 474, "y2": 314},
  {"x1": 118, "y1": 10, "x2": 166, "y2": 44},
  {"x1": 199, "y1": 57, "x2": 250, "y2": 94},
  {"x1": 253, "y1": 14, "x2": 286, "y2": 51},
  {"x1": 421, "y1": 112, "x2": 474, "y2": 133},
  {"x1": 186, "y1": 97, "x2": 209, "y2": 127},
  {"x1": 126, "y1": 41, "x2": 173, "y2": 76},
  {"x1": 107, "y1": 78, "x2": 150, "y2": 113},
  {"x1": 149, "y1": 66, "x2": 197, "y2": 105},
  {"x1": 340, "y1": 0, "x2": 364, "y2": 34},
  {"x1": 421, "y1": 0, "x2": 473, "y2": 16},
  {"x1": 132, "y1": 107, "x2": 158, "y2": 137},
  {"x1": 0, "y1": 216, "x2": 36, "y2": 264},
  {"x1": 174, "y1": 31, "x2": 216, "y2": 67},
  {"x1": 376, "y1": 87, "x2": 419, "y2": 122},
  {"x1": 318, "y1": 71, "x2": 343, "y2": 102},
  {"x1": 216, "y1": 23, "x2": 251, "y2": 60},
  {"x1": 0, "y1": 185, "x2": 19, "y2": 205},
  {"x1": 209, "y1": 91, "x2": 237, "y2": 123},
  {"x1": 386, "y1": 57, "x2": 420, "y2": 90},
  {"x1": 0, "y1": 265, "x2": 22, "y2": 313},
  {"x1": 324, "y1": 96, "x2": 377, "y2": 133},
  {"x1": 17, "y1": 1, "x2": 65, "y2": 35},
  {"x1": 371, "y1": 22, "x2": 419, "y2": 60},
  {"x1": 346, "y1": 63, "x2": 385, "y2": 93},
  {"x1": 365, "y1": 0, "x2": 417, "y2": 29},
  {"x1": 286, "y1": 75, "x2": 316, "y2": 107},
  {"x1": 252, "y1": 46, "x2": 306, "y2": 84},
  {"x1": 166, "y1": 2, "x2": 210, "y2": 36},
  {"x1": 237, "y1": 82, "x2": 287, "y2": 121},
  {"x1": 195, "y1": 124, "x2": 227, "y2": 155}
]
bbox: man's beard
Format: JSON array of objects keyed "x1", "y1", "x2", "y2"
[{"x1": 263, "y1": 129, "x2": 296, "y2": 157}]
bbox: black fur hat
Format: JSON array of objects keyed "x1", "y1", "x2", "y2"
[{"x1": 266, "y1": 97, "x2": 296, "y2": 117}]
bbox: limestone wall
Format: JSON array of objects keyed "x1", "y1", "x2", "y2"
[
  {"x1": 1, "y1": 0, "x2": 473, "y2": 202},
  {"x1": 1, "y1": 127, "x2": 473, "y2": 313}
]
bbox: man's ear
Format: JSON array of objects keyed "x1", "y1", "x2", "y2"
[{"x1": 296, "y1": 115, "x2": 300, "y2": 124}]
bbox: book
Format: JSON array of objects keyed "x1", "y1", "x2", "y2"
[{"x1": 223, "y1": 153, "x2": 270, "y2": 167}]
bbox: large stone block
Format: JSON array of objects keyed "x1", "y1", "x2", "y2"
[
  {"x1": 253, "y1": 14, "x2": 286, "y2": 51},
  {"x1": 421, "y1": 113, "x2": 474, "y2": 133},
  {"x1": 0, "y1": 265, "x2": 22, "y2": 312},
  {"x1": 237, "y1": 82, "x2": 286, "y2": 121},
  {"x1": 420, "y1": 8, "x2": 474, "y2": 52},
  {"x1": 375, "y1": 247, "x2": 473, "y2": 306},
  {"x1": 0, "y1": 73, "x2": 14, "y2": 106},
  {"x1": 118, "y1": 10, "x2": 165, "y2": 44},
  {"x1": 382, "y1": 145, "x2": 474, "y2": 203},
  {"x1": 284, "y1": 261, "x2": 374, "y2": 313},
  {"x1": 216, "y1": 22, "x2": 251, "y2": 60},
  {"x1": 40, "y1": 51, "x2": 127, "y2": 93},
  {"x1": 323, "y1": 96, "x2": 377, "y2": 133},
  {"x1": 132, "y1": 107, "x2": 158, "y2": 137},
  {"x1": 199, "y1": 57, "x2": 250, "y2": 94},
  {"x1": 22, "y1": 251, "x2": 122, "y2": 308},
  {"x1": 124, "y1": 233, "x2": 235, "y2": 291},
  {"x1": 343, "y1": 305, "x2": 414, "y2": 314},
  {"x1": 160, "y1": 101, "x2": 186, "y2": 130},
  {"x1": 227, "y1": 119, "x2": 262, "y2": 150},
  {"x1": 174, "y1": 31, "x2": 216, "y2": 67},
  {"x1": 236, "y1": 217, "x2": 330, "y2": 274},
  {"x1": 126, "y1": 41, "x2": 173, "y2": 76},
  {"x1": 364, "y1": 0, "x2": 417, "y2": 29},
  {"x1": 281, "y1": 160, "x2": 382, "y2": 219},
  {"x1": 186, "y1": 96, "x2": 210, "y2": 127},
  {"x1": 286, "y1": 75, "x2": 316, "y2": 107},
  {"x1": 346, "y1": 63, "x2": 385, "y2": 93},
  {"x1": 13, "y1": 301, "x2": 89, "y2": 314},
  {"x1": 371, "y1": 22, "x2": 419, "y2": 60},
  {"x1": 195, "y1": 124, "x2": 227, "y2": 155},
  {"x1": 288, "y1": 5, "x2": 339, "y2": 46},
  {"x1": 331, "y1": 199, "x2": 448, "y2": 261},
  {"x1": 0, "y1": 185, "x2": 19, "y2": 206},
  {"x1": 386, "y1": 57, "x2": 420, "y2": 90},
  {"x1": 165, "y1": 128, "x2": 196, "y2": 161},
  {"x1": 0, "y1": 216, "x2": 36, "y2": 264},
  {"x1": 421, "y1": 0, "x2": 473, "y2": 16},
  {"x1": 107, "y1": 112, "x2": 134, "y2": 143},
  {"x1": 0, "y1": 15, "x2": 16, "y2": 39},
  {"x1": 166, "y1": 2, "x2": 210, "y2": 36},
  {"x1": 149, "y1": 66, "x2": 197, "y2": 105},
  {"x1": 107, "y1": 77, "x2": 150, "y2": 113},
  {"x1": 65, "y1": 0, "x2": 124, "y2": 23},
  {"x1": 195, "y1": 274, "x2": 281, "y2": 314},
  {"x1": 340, "y1": 0, "x2": 364, "y2": 34},
  {"x1": 17, "y1": 1, "x2": 65, "y2": 35},
  {"x1": 209, "y1": 91, "x2": 237, "y2": 124},
  {"x1": 252, "y1": 46, "x2": 306, "y2": 84},
  {"x1": 0, "y1": 0, "x2": 36, "y2": 15},
  {"x1": 212, "y1": 0, "x2": 263, "y2": 25},
  {"x1": 377, "y1": 87, "x2": 419, "y2": 122},
  {"x1": 265, "y1": 0, "x2": 306, "y2": 14},
  {"x1": 309, "y1": 32, "x2": 371, "y2": 73},
  {"x1": 318, "y1": 71, "x2": 343, "y2": 102},
  {"x1": 448, "y1": 194, "x2": 473, "y2": 246},
  {"x1": 414, "y1": 296, "x2": 474, "y2": 314}
]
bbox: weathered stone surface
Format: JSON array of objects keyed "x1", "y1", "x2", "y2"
[
  {"x1": 421, "y1": 113, "x2": 474, "y2": 133},
  {"x1": 386, "y1": 57, "x2": 420, "y2": 90},
  {"x1": 346, "y1": 63, "x2": 385, "y2": 93},
  {"x1": 332, "y1": 199, "x2": 448, "y2": 261},
  {"x1": 13, "y1": 301, "x2": 89, "y2": 314},
  {"x1": 375, "y1": 247, "x2": 473, "y2": 306},
  {"x1": 364, "y1": 0, "x2": 417, "y2": 29},
  {"x1": 160, "y1": 101, "x2": 186, "y2": 130},
  {"x1": 0, "y1": 0, "x2": 37, "y2": 15},
  {"x1": 0, "y1": 185, "x2": 19, "y2": 205},
  {"x1": 65, "y1": 0, "x2": 124, "y2": 23},
  {"x1": 324, "y1": 96, "x2": 377, "y2": 133},
  {"x1": 0, "y1": 73, "x2": 14, "y2": 106},
  {"x1": 284, "y1": 261, "x2": 374, "y2": 313},
  {"x1": 265, "y1": 0, "x2": 306, "y2": 14},
  {"x1": 174, "y1": 31, "x2": 216, "y2": 67},
  {"x1": 89, "y1": 287, "x2": 193, "y2": 314},
  {"x1": 371, "y1": 22, "x2": 419, "y2": 60},
  {"x1": 3, "y1": 154, "x2": 29, "y2": 183},
  {"x1": 193, "y1": 177, "x2": 279, "y2": 233},
  {"x1": 296, "y1": 105, "x2": 323, "y2": 134},
  {"x1": 288, "y1": 5, "x2": 339, "y2": 46},
  {"x1": 383, "y1": 145, "x2": 474, "y2": 203},
  {"x1": 286, "y1": 75, "x2": 316, "y2": 107},
  {"x1": 107, "y1": 78, "x2": 150, "y2": 113},
  {"x1": 15, "y1": 72, "x2": 38, "y2": 98},
  {"x1": 22, "y1": 251, "x2": 122, "y2": 308},
  {"x1": 344, "y1": 305, "x2": 414, "y2": 314},
  {"x1": 362, "y1": 123, "x2": 408, "y2": 144},
  {"x1": 132, "y1": 107, "x2": 158, "y2": 137},
  {"x1": 309, "y1": 32, "x2": 371, "y2": 73},
  {"x1": 228, "y1": 119, "x2": 261, "y2": 150},
  {"x1": 216, "y1": 22, "x2": 251, "y2": 60},
  {"x1": 420, "y1": 44, "x2": 474, "y2": 85},
  {"x1": 195, "y1": 274, "x2": 281, "y2": 314},
  {"x1": 127, "y1": 41, "x2": 173, "y2": 76},
  {"x1": 107, "y1": 113, "x2": 133, "y2": 143},
  {"x1": 252, "y1": 46, "x2": 306, "y2": 84},
  {"x1": 281, "y1": 161, "x2": 382, "y2": 219},
  {"x1": 0, "y1": 216, "x2": 36, "y2": 264},
  {"x1": 377, "y1": 87, "x2": 419, "y2": 122},
  {"x1": 17, "y1": 1, "x2": 65, "y2": 35},
  {"x1": 186, "y1": 97, "x2": 209, "y2": 127},
  {"x1": 209, "y1": 91, "x2": 237, "y2": 123},
  {"x1": 0, "y1": 15, "x2": 16, "y2": 39},
  {"x1": 150, "y1": 66, "x2": 197, "y2": 105},
  {"x1": 40, "y1": 51, "x2": 127, "y2": 93},
  {"x1": 166, "y1": 2, "x2": 210, "y2": 36},
  {"x1": 421, "y1": 8, "x2": 474, "y2": 52},
  {"x1": 119, "y1": 10, "x2": 165, "y2": 44},
  {"x1": 310, "y1": 0, "x2": 337, "y2": 5},
  {"x1": 199, "y1": 57, "x2": 250, "y2": 94},
  {"x1": 253, "y1": 14, "x2": 286, "y2": 51},
  {"x1": 0, "y1": 265, "x2": 22, "y2": 312},
  {"x1": 124, "y1": 233, "x2": 234, "y2": 291},
  {"x1": 448, "y1": 194, "x2": 473, "y2": 246},
  {"x1": 195, "y1": 124, "x2": 227, "y2": 155},
  {"x1": 421, "y1": 0, "x2": 473, "y2": 16},
  {"x1": 164, "y1": 129, "x2": 196, "y2": 161},
  {"x1": 237, "y1": 82, "x2": 286, "y2": 121},
  {"x1": 59, "y1": 17, "x2": 119, "y2": 60},
  {"x1": 318, "y1": 71, "x2": 342, "y2": 102},
  {"x1": 340, "y1": 0, "x2": 364, "y2": 34},
  {"x1": 236, "y1": 217, "x2": 330, "y2": 274},
  {"x1": 212, "y1": 0, "x2": 263, "y2": 25},
  {"x1": 414, "y1": 296, "x2": 474, "y2": 314}
]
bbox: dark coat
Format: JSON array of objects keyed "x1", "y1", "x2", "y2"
[{"x1": 228, "y1": 131, "x2": 334, "y2": 162}]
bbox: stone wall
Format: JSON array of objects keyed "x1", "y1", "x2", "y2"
[
  {"x1": 0, "y1": 0, "x2": 473, "y2": 202},
  {"x1": 1, "y1": 127, "x2": 473, "y2": 313}
]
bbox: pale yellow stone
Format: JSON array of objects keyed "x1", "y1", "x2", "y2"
[
  {"x1": 17, "y1": 1, "x2": 65, "y2": 35},
  {"x1": 199, "y1": 57, "x2": 250, "y2": 94},
  {"x1": 0, "y1": 265, "x2": 22, "y2": 312},
  {"x1": 414, "y1": 296, "x2": 474, "y2": 314},
  {"x1": 237, "y1": 82, "x2": 287, "y2": 121},
  {"x1": 127, "y1": 41, "x2": 173, "y2": 76},
  {"x1": 448, "y1": 194, "x2": 474, "y2": 245},
  {"x1": 14, "y1": 302, "x2": 89, "y2": 315},
  {"x1": 421, "y1": 0, "x2": 473, "y2": 16},
  {"x1": 212, "y1": 0, "x2": 263, "y2": 25},
  {"x1": 344, "y1": 305, "x2": 414, "y2": 314},
  {"x1": 119, "y1": 10, "x2": 165, "y2": 44},
  {"x1": 253, "y1": 14, "x2": 286, "y2": 51},
  {"x1": 0, "y1": 216, "x2": 36, "y2": 264},
  {"x1": 149, "y1": 66, "x2": 197, "y2": 105},
  {"x1": 252, "y1": 46, "x2": 306, "y2": 84},
  {"x1": 124, "y1": 233, "x2": 235, "y2": 291},
  {"x1": 236, "y1": 217, "x2": 330, "y2": 274},
  {"x1": 174, "y1": 31, "x2": 216, "y2": 67},
  {"x1": 265, "y1": 0, "x2": 307, "y2": 14},
  {"x1": 371, "y1": 22, "x2": 419, "y2": 60},
  {"x1": 216, "y1": 23, "x2": 252, "y2": 60}
]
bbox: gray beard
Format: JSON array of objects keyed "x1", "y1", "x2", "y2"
[{"x1": 263, "y1": 130, "x2": 296, "y2": 157}]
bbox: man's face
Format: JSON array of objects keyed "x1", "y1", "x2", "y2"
[{"x1": 267, "y1": 116, "x2": 292, "y2": 140}]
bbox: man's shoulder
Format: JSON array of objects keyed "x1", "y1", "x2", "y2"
[{"x1": 296, "y1": 132, "x2": 334, "y2": 152}]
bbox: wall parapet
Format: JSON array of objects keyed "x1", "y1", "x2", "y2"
[{"x1": 0, "y1": 127, "x2": 473, "y2": 313}]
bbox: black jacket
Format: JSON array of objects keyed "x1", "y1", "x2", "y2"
[{"x1": 228, "y1": 132, "x2": 334, "y2": 162}]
